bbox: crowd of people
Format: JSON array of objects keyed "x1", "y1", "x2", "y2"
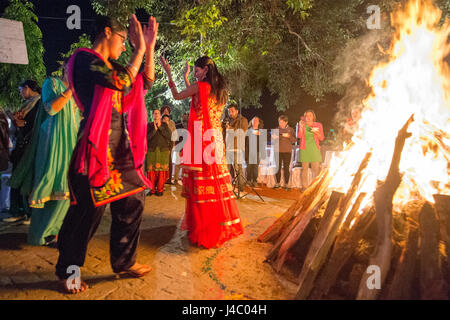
[{"x1": 0, "y1": 13, "x2": 361, "y2": 294}]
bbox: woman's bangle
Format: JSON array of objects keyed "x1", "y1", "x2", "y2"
[
  {"x1": 127, "y1": 63, "x2": 139, "y2": 73},
  {"x1": 143, "y1": 72, "x2": 155, "y2": 82},
  {"x1": 61, "y1": 91, "x2": 69, "y2": 98}
]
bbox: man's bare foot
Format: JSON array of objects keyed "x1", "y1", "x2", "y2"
[
  {"x1": 119, "y1": 262, "x2": 152, "y2": 278},
  {"x1": 59, "y1": 278, "x2": 89, "y2": 294}
]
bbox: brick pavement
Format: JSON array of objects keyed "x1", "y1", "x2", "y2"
[{"x1": 0, "y1": 185, "x2": 298, "y2": 300}]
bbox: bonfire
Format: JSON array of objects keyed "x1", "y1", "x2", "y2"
[{"x1": 259, "y1": 0, "x2": 450, "y2": 300}]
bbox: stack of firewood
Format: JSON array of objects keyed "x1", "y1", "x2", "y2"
[{"x1": 259, "y1": 116, "x2": 449, "y2": 300}]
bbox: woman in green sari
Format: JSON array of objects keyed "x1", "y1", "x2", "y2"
[{"x1": 11, "y1": 62, "x2": 81, "y2": 245}]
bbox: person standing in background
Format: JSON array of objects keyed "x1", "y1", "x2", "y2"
[
  {"x1": 10, "y1": 61, "x2": 81, "y2": 246},
  {"x1": 245, "y1": 116, "x2": 266, "y2": 187},
  {"x1": 297, "y1": 109, "x2": 324, "y2": 190},
  {"x1": 0, "y1": 108, "x2": 10, "y2": 216},
  {"x1": 160, "y1": 105, "x2": 177, "y2": 184},
  {"x1": 225, "y1": 104, "x2": 248, "y2": 192},
  {"x1": 146, "y1": 110, "x2": 172, "y2": 196},
  {"x1": 341, "y1": 107, "x2": 361, "y2": 145},
  {"x1": 0, "y1": 107, "x2": 9, "y2": 173},
  {"x1": 5, "y1": 80, "x2": 41, "y2": 224},
  {"x1": 273, "y1": 115, "x2": 296, "y2": 190},
  {"x1": 173, "y1": 112, "x2": 188, "y2": 185}
]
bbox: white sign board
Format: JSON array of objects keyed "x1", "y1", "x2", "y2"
[{"x1": 0, "y1": 18, "x2": 29, "y2": 65}]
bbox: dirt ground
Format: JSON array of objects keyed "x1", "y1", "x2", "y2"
[{"x1": 0, "y1": 184, "x2": 300, "y2": 300}]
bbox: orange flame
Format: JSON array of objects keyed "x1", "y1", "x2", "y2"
[{"x1": 329, "y1": 0, "x2": 449, "y2": 210}]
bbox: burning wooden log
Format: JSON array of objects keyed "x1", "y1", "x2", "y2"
[
  {"x1": 418, "y1": 202, "x2": 448, "y2": 299},
  {"x1": 294, "y1": 152, "x2": 372, "y2": 299},
  {"x1": 433, "y1": 194, "x2": 450, "y2": 280},
  {"x1": 309, "y1": 203, "x2": 376, "y2": 299},
  {"x1": 385, "y1": 202, "x2": 421, "y2": 300},
  {"x1": 265, "y1": 190, "x2": 328, "y2": 264},
  {"x1": 293, "y1": 190, "x2": 344, "y2": 299},
  {"x1": 264, "y1": 172, "x2": 331, "y2": 263},
  {"x1": 356, "y1": 115, "x2": 414, "y2": 300},
  {"x1": 273, "y1": 199, "x2": 324, "y2": 272},
  {"x1": 258, "y1": 168, "x2": 330, "y2": 243},
  {"x1": 257, "y1": 0, "x2": 450, "y2": 300}
]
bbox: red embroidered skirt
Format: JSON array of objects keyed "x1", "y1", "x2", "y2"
[{"x1": 181, "y1": 164, "x2": 244, "y2": 248}]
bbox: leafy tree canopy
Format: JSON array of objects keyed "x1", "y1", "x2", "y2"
[
  {"x1": 0, "y1": 0, "x2": 45, "y2": 110},
  {"x1": 14, "y1": 0, "x2": 447, "y2": 119}
]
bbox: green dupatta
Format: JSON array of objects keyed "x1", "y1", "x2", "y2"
[{"x1": 10, "y1": 77, "x2": 81, "y2": 208}]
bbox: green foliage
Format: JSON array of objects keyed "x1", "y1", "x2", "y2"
[
  {"x1": 172, "y1": 2, "x2": 228, "y2": 41},
  {"x1": 170, "y1": 0, "x2": 372, "y2": 110},
  {"x1": 51, "y1": 34, "x2": 93, "y2": 77},
  {"x1": 286, "y1": 0, "x2": 313, "y2": 17},
  {"x1": 438, "y1": 0, "x2": 450, "y2": 18},
  {"x1": 61, "y1": 0, "x2": 449, "y2": 116},
  {"x1": 89, "y1": 0, "x2": 193, "y2": 121},
  {"x1": 0, "y1": 0, "x2": 45, "y2": 110},
  {"x1": 91, "y1": 0, "x2": 149, "y2": 28}
]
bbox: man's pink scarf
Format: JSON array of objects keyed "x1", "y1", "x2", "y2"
[{"x1": 67, "y1": 48, "x2": 151, "y2": 188}]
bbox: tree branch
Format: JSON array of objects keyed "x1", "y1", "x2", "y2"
[{"x1": 284, "y1": 19, "x2": 331, "y2": 65}]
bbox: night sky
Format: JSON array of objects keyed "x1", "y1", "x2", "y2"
[{"x1": 0, "y1": 0, "x2": 340, "y2": 131}]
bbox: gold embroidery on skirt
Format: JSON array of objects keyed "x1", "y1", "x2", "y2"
[{"x1": 220, "y1": 218, "x2": 241, "y2": 226}]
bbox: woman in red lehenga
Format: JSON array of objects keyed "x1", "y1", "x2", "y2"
[{"x1": 160, "y1": 56, "x2": 244, "y2": 248}]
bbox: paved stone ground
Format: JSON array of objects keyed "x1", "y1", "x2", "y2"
[{"x1": 0, "y1": 184, "x2": 299, "y2": 300}]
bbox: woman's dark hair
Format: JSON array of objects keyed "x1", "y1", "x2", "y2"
[
  {"x1": 19, "y1": 80, "x2": 41, "y2": 94},
  {"x1": 93, "y1": 15, "x2": 126, "y2": 42},
  {"x1": 194, "y1": 56, "x2": 228, "y2": 106},
  {"x1": 249, "y1": 116, "x2": 264, "y2": 129}
]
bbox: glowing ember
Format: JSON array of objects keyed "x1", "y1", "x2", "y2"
[{"x1": 329, "y1": 0, "x2": 449, "y2": 210}]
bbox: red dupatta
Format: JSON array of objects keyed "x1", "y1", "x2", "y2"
[
  {"x1": 67, "y1": 48, "x2": 151, "y2": 188},
  {"x1": 182, "y1": 81, "x2": 221, "y2": 169}
]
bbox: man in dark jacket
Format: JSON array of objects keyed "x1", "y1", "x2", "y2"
[{"x1": 225, "y1": 104, "x2": 248, "y2": 192}]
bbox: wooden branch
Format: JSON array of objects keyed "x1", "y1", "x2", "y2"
[
  {"x1": 295, "y1": 151, "x2": 372, "y2": 299},
  {"x1": 264, "y1": 170, "x2": 331, "y2": 262},
  {"x1": 385, "y1": 203, "x2": 421, "y2": 300},
  {"x1": 265, "y1": 188, "x2": 329, "y2": 262},
  {"x1": 294, "y1": 191, "x2": 344, "y2": 299},
  {"x1": 419, "y1": 202, "x2": 448, "y2": 299},
  {"x1": 284, "y1": 19, "x2": 331, "y2": 65},
  {"x1": 433, "y1": 194, "x2": 450, "y2": 281},
  {"x1": 274, "y1": 201, "x2": 322, "y2": 272},
  {"x1": 258, "y1": 168, "x2": 330, "y2": 243},
  {"x1": 310, "y1": 199, "x2": 375, "y2": 299},
  {"x1": 357, "y1": 114, "x2": 414, "y2": 300}
]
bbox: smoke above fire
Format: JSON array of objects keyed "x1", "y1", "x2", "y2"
[{"x1": 329, "y1": 0, "x2": 450, "y2": 207}]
